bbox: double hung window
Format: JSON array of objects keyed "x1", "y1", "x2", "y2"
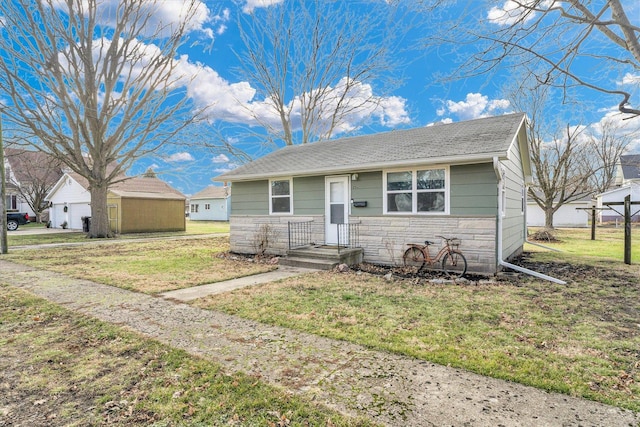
[
  {"x1": 270, "y1": 179, "x2": 292, "y2": 214},
  {"x1": 384, "y1": 168, "x2": 448, "y2": 214}
]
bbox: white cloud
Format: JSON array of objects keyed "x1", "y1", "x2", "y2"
[
  {"x1": 181, "y1": 68, "x2": 409, "y2": 136},
  {"x1": 212, "y1": 154, "x2": 229, "y2": 163},
  {"x1": 52, "y1": 0, "x2": 215, "y2": 39},
  {"x1": 165, "y1": 152, "x2": 194, "y2": 162},
  {"x1": 618, "y1": 73, "x2": 640, "y2": 86},
  {"x1": 590, "y1": 107, "x2": 640, "y2": 151},
  {"x1": 487, "y1": 0, "x2": 551, "y2": 26},
  {"x1": 242, "y1": 0, "x2": 284, "y2": 14},
  {"x1": 214, "y1": 164, "x2": 239, "y2": 174},
  {"x1": 286, "y1": 78, "x2": 410, "y2": 136},
  {"x1": 437, "y1": 93, "x2": 511, "y2": 121}
]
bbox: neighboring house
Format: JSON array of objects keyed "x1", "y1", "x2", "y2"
[
  {"x1": 526, "y1": 198, "x2": 591, "y2": 228},
  {"x1": 596, "y1": 153, "x2": 640, "y2": 223},
  {"x1": 596, "y1": 183, "x2": 640, "y2": 223},
  {"x1": 614, "y1": 154, "x2": 640, "y2": 186},
  {"x1": 46, "y1": 171, "x2": 186, "y2": 232},
  {"x1": 215, "y1": 113, "x2": 532, "y2": 275},
  {"x1": 189, "y1": 185, "x2": 231, "y2": 221},
  {"x1": 3, "y1": 148, "x2": 63, "y2": 219}
]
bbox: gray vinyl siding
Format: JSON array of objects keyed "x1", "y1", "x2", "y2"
[
  {"x1": 230, "y1": 180, "x2": 269, "y2": 215},
  {"x1": 501, "y1": 140, "x2": 526, "y2": 259},
  {"x1": 450, "y1": 163, "x2": 497, "y2": 216},
  {"x1": 293, "y1": 176, "x2": 324, "y2": 214},
  {"x1": 231, "y1": 166, "x2": 499, "y2": 217},
  {"x1": 351, "y1": 171, "x2": 382, "y2": 216}
]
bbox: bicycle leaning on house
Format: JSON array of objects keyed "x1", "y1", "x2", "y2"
[{"x1": 402, "y1": 235, "x2": 467, "y2": 278}]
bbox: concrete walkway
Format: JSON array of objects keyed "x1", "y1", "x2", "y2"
[
  {"x1": 160, "y1": 266, "x2": 318, "y2": 301},
  {"x1": 0, "y1": 259, "x2": 638, "y2": 426}
]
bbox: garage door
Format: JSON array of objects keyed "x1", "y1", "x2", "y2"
[
  {"x1": 69, "y1": 203, "x2": 92, "y2": 230},
  {"x1": 52, "y1": 204, "x2": 66, "y2": 228}
]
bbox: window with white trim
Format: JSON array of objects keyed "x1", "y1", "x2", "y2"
[
  {"x1": 384, "y1": 168, "x2": 448, "y2": 214},
  {"x1": 190, "y1": 204, "x2": 199, "y2": 213},
  {"x1": 270, "y1": 178, "x2": 292, "y2": 214},
  {"x1": 205, "y1": 203, "x2": 211, "y2": 210}
]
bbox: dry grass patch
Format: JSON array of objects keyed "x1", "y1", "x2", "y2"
[{"x1": 3, "y1": 237, "x2": 274, "y2": 294}]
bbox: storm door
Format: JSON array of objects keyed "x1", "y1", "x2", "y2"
[{"x1": 325, "y1": 176, "x2": 349, "y2": 245}]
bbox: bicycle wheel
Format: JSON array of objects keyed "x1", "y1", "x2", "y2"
[
  {"x1": 403, "y1": 247, "x2": 426, "y2": 271},
  {"x1": 441, "y1": 251, "x2": 467, "y2": 278}
]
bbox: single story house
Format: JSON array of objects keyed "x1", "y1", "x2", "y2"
[
  {"x1": 526, "y1": 198, "x2": 591, "y2": 228},
  {"x1": 47, "y1": 171, "x2": 186, "y2": 232},
  {"x1": 596, "y1": 183, "x2": 640, "y2": 223},
  {"x1": 189, "y1": 185, "x2": 231, "y2": 221},
  {"x1": 215, "y1": 113, "x2": 533, "y2": 275}
]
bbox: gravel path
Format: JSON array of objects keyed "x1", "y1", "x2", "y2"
[{"x1": 1, "y1": 259, "x2": 638, "y2": 426}]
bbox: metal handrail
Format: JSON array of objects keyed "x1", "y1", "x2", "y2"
[
  {"x1": 288, "y1": 220, "x2": 313, "y2": 250},
  {"x1": 336, "y1": 222, "x2": 360, "y2": 252}
]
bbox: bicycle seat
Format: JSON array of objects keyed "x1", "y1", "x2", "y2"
[{"x1": 424, "y1": 240, "x2": 434, "y2": 246}]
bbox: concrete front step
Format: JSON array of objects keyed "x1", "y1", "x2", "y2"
[
  {"x1": 279, "y1": 256, "x2": 338, "y2": 270},
  {"x1": 281, "y1": 246, "x2": 364, "y2": 270}
]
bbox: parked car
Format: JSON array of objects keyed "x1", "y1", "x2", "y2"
[{"x1": 6, "y1": 212, "x2": 30, "y2": 231}]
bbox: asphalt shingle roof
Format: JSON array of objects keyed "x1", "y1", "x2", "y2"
[
  {"x1": 190, "y1": 186, "x2": 230, "y2": 200},
  {"x1": 217, "y1": 113, "x2": 527, "y2": 181},
  {"x1": 65, "y1": 171, "x2": 185, "y2": 200},
  {"x1": 620, "y1": 154, "x2": 640, "y2": 180}
]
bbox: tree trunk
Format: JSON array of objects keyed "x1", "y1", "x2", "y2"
[
  {"x1": 544, "y1": 207, "x2": 555, "y2": 230},
  {"x1": 89, "y1": 184, "x2": 112, "y2": 238}
]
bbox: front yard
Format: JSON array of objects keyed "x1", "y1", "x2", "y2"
[{"x1": 2, "y1": 226, "x2": 639, "y2": 414}]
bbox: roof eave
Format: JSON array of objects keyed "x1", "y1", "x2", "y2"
[{"x1": 214, "y1": 152, "x2": 507, "y2": 182}]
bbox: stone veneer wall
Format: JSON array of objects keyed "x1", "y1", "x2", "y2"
[
  {"x1": 229, "y1": 215, "x2": 324, "y2": 256},
  {"x1": 230, "y1": 215, "x2": 498, "y2": 274},
  {"x1": 353, "y1": 216, "x2": 497, "y2": 274}
]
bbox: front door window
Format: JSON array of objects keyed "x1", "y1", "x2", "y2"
[{"x1": 325, "y1": 176, "x2": 349, "y2": 245}]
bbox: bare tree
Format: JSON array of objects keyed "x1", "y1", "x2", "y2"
[
  {"x1": 587, "y1": 118, "x2": 636, "y2": 194},
  {"x1": 0, "y1": 0, "x2": 205, "y2": 237},
  {"x1": 511, "y1": 85, "x2": 634, "y2": 228},
  {"x1": 431, "y1": 0, "x2": 640, "y2": 118},
  {"x1": 4, "y1": 148, "x2": 63, "y2": 223},
  {"x1": 528, "y1": 123, "x2": 594, "y2": 229},
  {"x1": 510, "y1": 84, "x2": 591, "y2": 228},
  {"x1": 223, "y1": 0, "x2": 415, "y2": 153},
  {"x1": 0, "y1": 120, "x2": 6, "y2": 254}
]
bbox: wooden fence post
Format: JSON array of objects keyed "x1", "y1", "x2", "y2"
[{"x1": 624, "y1": 195, "x2": 631, "y2": 265}]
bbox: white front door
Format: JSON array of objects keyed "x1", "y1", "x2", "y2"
[{"x1": 325, "y1": 176, "x2": 349, "y2": 245}]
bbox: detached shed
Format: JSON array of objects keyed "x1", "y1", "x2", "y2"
[
  {"x1": 107, "y1": 176, "x2": 186, "y2": 233},
  {"x1": 47, "y1": 172, "x2": 186, "y2": 233}
]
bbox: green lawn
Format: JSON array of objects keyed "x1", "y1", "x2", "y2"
[
  {"x1": 2, "y1": 237, "x2": 271, "y2": 294},
  {"x1": 2, "y1": 226, "x2": 639, "y2": 413},
  {"x1": 526, "y1": 226, "x2": 640, "y2": 263},
  {"x1": 6, "y1": 219, "x2": 229, "y2": 247},
  {"x1": 0, "y1": 285, "x2": 374, "y2": 426}
]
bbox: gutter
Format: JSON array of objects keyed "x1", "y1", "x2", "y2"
[{"x1": 493, "y1": 157, "x2": 566, "y2": 285}]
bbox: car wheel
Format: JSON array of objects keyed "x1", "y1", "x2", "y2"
[{"x1": 7, "y1": 220, "x2": 19, "y2": 231}]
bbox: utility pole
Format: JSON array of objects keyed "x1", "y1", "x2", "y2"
[{"x1": 0, "y1": 117, "x2": 7, "y2": 254}]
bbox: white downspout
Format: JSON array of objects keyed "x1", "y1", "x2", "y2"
[{"x1": 493, "y1": 157, "x2": 566, "y2": 285}]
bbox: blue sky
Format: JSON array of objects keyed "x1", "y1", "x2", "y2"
[{"x1": 5, "y1": 0, "x2": 639, "y2": 196}]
